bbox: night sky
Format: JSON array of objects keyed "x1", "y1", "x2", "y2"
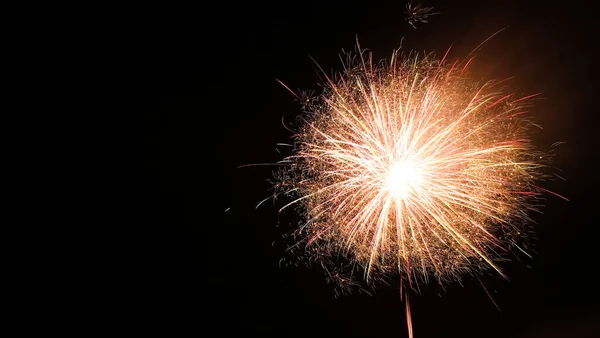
[{"x1": 138, "y1": 1, "x2": 599, "y2": 336}]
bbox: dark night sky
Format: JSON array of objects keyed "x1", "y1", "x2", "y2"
[{"x1": 138, "y1": 1, "x2": 599, "y2": 336}]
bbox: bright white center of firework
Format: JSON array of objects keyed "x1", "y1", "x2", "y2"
[{"x1": 386, "y1": 160, "x2": 422, "y2": 198}]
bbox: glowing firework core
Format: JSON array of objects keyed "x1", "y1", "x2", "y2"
[{"x1": 386, "y1": 159, "x2": 422, "y2": 198}]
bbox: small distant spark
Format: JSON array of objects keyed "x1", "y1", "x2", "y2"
[{"x1": 405, "y1": 1, "x2": 440, "y2": 29}]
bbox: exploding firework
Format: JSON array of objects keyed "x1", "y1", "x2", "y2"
[
  {"x1": 405, "y1": 1, "x2": 440, "y2": 29},
  {"x1": 270, "y1": 41, "x2": 561, "y2": 337}
]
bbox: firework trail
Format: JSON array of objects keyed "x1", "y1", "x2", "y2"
[{"x1": 268, "y1": 40, "x2": 564, "y2": 337}]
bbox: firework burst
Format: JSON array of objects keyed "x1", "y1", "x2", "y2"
[
  {"x1": 270, "y1": 41, "x2": 562, "y2": 337},
  {"x1": 405, "y1": 1, "x2": 440, "y2": 29}
]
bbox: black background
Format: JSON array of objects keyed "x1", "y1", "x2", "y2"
[{"x1": 138, "y1": 1, "x2": 599, "y2": 336}]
